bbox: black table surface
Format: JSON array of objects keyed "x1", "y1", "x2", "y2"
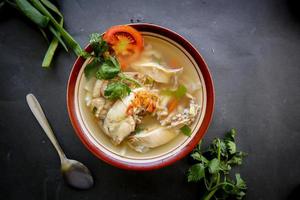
[{"x1": 1, "y1": 0, "x2": 300, "y2": 199}]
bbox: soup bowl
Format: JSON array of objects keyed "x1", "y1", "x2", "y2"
[{"x1": 67, "y1": 23, "x2": 214, "y2": 170}]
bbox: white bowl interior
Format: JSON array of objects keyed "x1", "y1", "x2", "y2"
[{"x1": 74, "y1": 32, "x2": 207, "y2": 163}]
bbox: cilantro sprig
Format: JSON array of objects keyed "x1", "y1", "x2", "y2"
[{"x1": 187, "y1": 129, "x2": 247, "y2": 200}]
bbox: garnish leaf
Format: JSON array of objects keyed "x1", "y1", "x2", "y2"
[
  {"x1": 174, "y1": 84, "x2": 187, "y2": 99},
  {"x1": 187, "y1": 163, "x2": 205, "y2": 182},
  {"x1": 161, "y1": 84, "x2": 187, "y2": 99},
  {"x1": 191, "y1": 152, "x2": 208, "y2": 164},
  {"x1": 104, "y1": 82, "x2": 131, "y2": 100},
  {"x1": 225, "y1": 128, "x2": 236, "y2": 141},
  {"x1": 96, "y1": 56, "x2": 120, "y2": 80},
  {"x1": 84, "y1": 58, "x2": 101, "y2": 79},
  {"x1": 180, "y1": 125, "x2": 192, "y2": 136},
  {"x1": 208, "y1": 158, "x2": 220, "y2": 174},
  {"x1": 89, "y1": 33, "x2": 109, "y2": 56},
  {"x1": 235, "y1": 174, "x2": 247, "y2": 189},
  {"x1": 226, "y1": 140, "x2": 236, "y2": 154},
  {"x1": 133, "y1": 126, "x2": 144, "y2": 134}
]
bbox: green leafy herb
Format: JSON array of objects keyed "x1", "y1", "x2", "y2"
[
  {"x1": 118, "y1": 73, "x2": 142, "y2": 87},
  {"x1": 84, "y1": 58, "x2": 101, "y2": 79},
  {"x1": 187, "y1": 129, "x2": 247, "y2": 200},
  {"x1": 161, "y1": 84, "x2": 187, "y2": 99},
  {"x1": 104, "y1": 82, "x2": 131, "y2": 100},
  {"x1": 89, "y1": 33, "x2": 109, "y2": 56},
  {"x1": 96, "y1": 56, "x2": 120, "y2": 80},
  {"x1": 188, "y1": 163, "x2": 205, "y2": 182},
  {"x1": 174, "y1": 85, "x2": 187, "y2": 98},
  {"x1": 133, "y1": 126, "x2": 144, "y2": 134},
  {"x1": 180, "y1": 125, "x2": 192, "y2": 136}
]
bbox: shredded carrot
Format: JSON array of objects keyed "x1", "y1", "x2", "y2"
[
  {"x1": 126, "y1": 105, "x2": 134, "y2": 115},
  {"x1": 167, "y1": 98, "x2": 179, "y2": 113},
  {"x1": 127, "y1": 91, "x2": 158, "y2": 115},
  {"x1": 168, "y1": 58, "x2": 179, "y2": 68}
]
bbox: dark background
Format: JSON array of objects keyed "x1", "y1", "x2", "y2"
[{"x1": 1, "y1": 0, "x2": 300, "y2": 199}]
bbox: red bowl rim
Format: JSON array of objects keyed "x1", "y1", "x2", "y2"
[{"x1": 67, "y1": 23, "x2": 214, "y2": 171}]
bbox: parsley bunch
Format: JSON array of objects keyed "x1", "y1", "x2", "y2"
[{"x1": 187, "y1": 129, "x2": 247, "y2": 200}]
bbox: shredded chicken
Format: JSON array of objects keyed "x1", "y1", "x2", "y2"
[{"x1": 160, "y1": 100, "x2": 200, "y2": 129}]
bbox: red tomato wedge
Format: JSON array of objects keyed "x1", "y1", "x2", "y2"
[{"x1": 103, "y1": 25, "x2": 144, "y2": 69}]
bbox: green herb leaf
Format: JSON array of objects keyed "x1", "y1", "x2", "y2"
[
  {"x1": 96, "y1": 56, "x2": 120, "y2": 80},
  {"x1": 228, "y1": 152, "x2": 247, "y2": 166},
  {"x1": 161, "y1": 84, "x2": 187, "y2": 99},
  {"x1": 226, "y1": 140, "x2": 236, "y2": 154},
  {"x1": 208, "y1": 158, "x2": 220, "y2": 174},
  {"x1": 104, "y1": 82, "x2": 131, "y2": 100},
  {"x1": 180, "y1": 125, "x2": 192, "y2": 136},
  {"x1": 89, "y1": 33, "x2": 109, "y2": 56},
  {"x1": 235, "y1": 174, "x2": 247, "y2": 190},
  {"x1": 187, "y1": 163, "x2": 205, "y2": 182},
  {"x1": 118, "y1": 73, "x2": 142, "y2": 87},
  {"x1": 191, "y1": 152, "x2": 208, "y2": 163},
  {"x1": 84, "y1": 58, "x2": 101, "y2": 79},
  {"x1": 133, "y1": 126, "x2": 144, "y2": 134},
  {"x1": 225, "y1": 128, "x2": 236, "y2": 141},
  {"x1": 210, "y1": 139, "x2": 227, "y2": 158},
  {"x1": 174, "y1": 84, "x2": 187, "y2": 98},
  {"x1": 219, "y1": 161, "x2": 231, "y2": 173}
]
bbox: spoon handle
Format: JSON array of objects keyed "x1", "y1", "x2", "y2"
[{"x1": 26, "y1": 93, "x2": 66, "y2": 162}]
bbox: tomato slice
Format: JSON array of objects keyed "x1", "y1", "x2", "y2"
[{"x1": 103, "y1": 25, "x2": 143, "y2": 69}]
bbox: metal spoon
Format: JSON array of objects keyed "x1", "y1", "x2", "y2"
[{"x1": 26, "y1": 93, "x2": 94, "y2": 189}]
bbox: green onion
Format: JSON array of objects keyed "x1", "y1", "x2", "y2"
[
  {"x1": 30, "y1": 0, "x2": 83, "y2": 56},
  {"x1": 40, "y1": 0, "x2": 62, "y2": 18},
  {"x1": 49, "y1": 25, "x2": 68, "y2": 52},
  {"x1": 180, "y1": 125, "x2": 192, "y2": 136},
  {"x1": 42, "y1": 37, "x2": 58, "y2": 68},
  {"x1": 16, "y1": 0, "x2": 49, "y2": 28}
]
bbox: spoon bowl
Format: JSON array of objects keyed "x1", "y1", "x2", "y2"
[
  {"x1": 61, "y1": 159, "x2": 94, "y2": 189},
  {"x1": 26, "y1": 93, "x2": 94, "y2": 189}
]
